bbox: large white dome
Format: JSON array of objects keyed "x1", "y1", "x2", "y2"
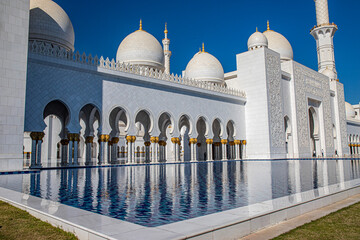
[
  {"x1": 29, "y1": 0, "x2": 75, "y2": 51},
  {"x1": 185, "y1": 50, "x2": 224, "y2": 84},
  {"x1": 345, "y1": 102, "x2": 356, "y2": 119},
  {"x1": 263, "y1": 29, "x2": 293, "y2": 61},
  {"x1": 248, "y1": 31, "x2": 268, "y2": 50},
  {"x1": 116, "y1": 29, "x2": 164, "y2": 71}
]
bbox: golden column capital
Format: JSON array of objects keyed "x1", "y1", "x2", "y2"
[
  {"x1": 206, "y1": 139, "x2": 213, "y2": 144},
  {"x1": 189, "y1": 138, "x2": 197, "y2": 144},
  {"x1": 144, "y1": 141, "x2": 151, "y2": 146},
  {"x1": 112, "y1": 137, "x2": 120, "y2": 144},
  {"x1": 229, "y1": 141, "x2": 235, "y2": 146},
  {"x1": 242, "y1": 140, "x2": 247, "y2": 145},
  {"x1": 221, "y1": 139, "x2": 228, "y2": 144},
  {"x1": 150, "y1": 136, "x2": 157, "y2": 143},
  {"x1": 99, "y1": 134, "x2": 110, "y2": 142},
  {"x1": 30, "y1": 132, "x2": 45, "y2": 141},
  {"x1": 234, "y1": 140, "x2": 241, "y2": 145},
  {"x1": 159, "y1": 140, "x2": 166, "y2": 146}
]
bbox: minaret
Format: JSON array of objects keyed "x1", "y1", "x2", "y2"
[
  {"x1": 310, "y1": 0, "x2": 338, "y2": 76},
  {"x1": 162, "y1": 23, "x2": 171, "y2": 74}
]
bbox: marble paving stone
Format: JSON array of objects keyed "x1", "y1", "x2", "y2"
[{"x1": 111, "y1": 228, "x2": 185, "y2": 240}]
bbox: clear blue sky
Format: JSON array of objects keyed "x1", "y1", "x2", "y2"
[{"x1": 55, "y1": 0, "x2": 360, "y2": 104}]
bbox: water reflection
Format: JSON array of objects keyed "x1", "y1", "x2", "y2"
[{"x1": 0, "y1": 159, "x2": 360, "y2": 227}]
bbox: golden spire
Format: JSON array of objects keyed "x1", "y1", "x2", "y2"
[
  {"x1": 164, "y1": 22, "x2": 168, "y2": 34},
  {"x1": 267, "y1": 20, "x2": 270, "y2": 31},
  {"x1": 256, "y1": 27, "x2": 258, "y2": 32},
  {"x1": 139, "y1": 19, "x2": 143, "y2": 31},
  {"x1": 202, "y1": 42, "x2": 205, "y2": 53}
]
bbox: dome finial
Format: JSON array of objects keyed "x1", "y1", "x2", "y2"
[
  {"x1": 256, "y1": 27, "x2": 258, "y2": 32},
  {"x1": 202, "y1": 42, "x2": 205, "y2": 53},
  {"x1": 139, "y1": 19, "x2": 143, "y2": 31},
  {"x1": 267, "y1": 20, "x2": 270, "y2": 31},
  {"x1": 164, "y1": 22, "x2": 168, "y2": 34}
]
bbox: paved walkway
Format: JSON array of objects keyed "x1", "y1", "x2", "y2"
[{"x1": 241, "y1": 193, "x2": 360, "y2": 240}]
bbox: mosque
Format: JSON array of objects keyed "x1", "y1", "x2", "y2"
[{"x1": 0, "y1": 0, "x2": 360, "y2": 171}]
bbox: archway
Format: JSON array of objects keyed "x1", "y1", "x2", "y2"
[
  {"x1": 212, "y1": 119, "x2": 222, "y2": 160},
  {"x1": 43, "y1": 100, "x2": 70, "y2": 167},
  {"x1": 197, "y1": 117, "x2": 208, "y2": 161},
  {"x1": 309, "y1": 107, "x2": 319, "y2": 157},
  {"x1": 135, "y1": 110, "x2": 152, "y2": 163},
  {"x1": 109, "y1": 107, "x2": 128, "y2": 163},
  {"x1": 179, "y1": 115, "x2": 191, "y2": 162},
  {"x1": 158, "y1": 112, "x2": 173, "y2": 162},
  {"x1": 80, "y1": 104, "x2": 101, "y2": 165},
  {"x1": 226, "y1": 121, "x2": 235, "y2": 160}
]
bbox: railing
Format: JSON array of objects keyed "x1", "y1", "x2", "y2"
[{"x1": 29, "y1": 41, "x2": 246, "y2": 98}]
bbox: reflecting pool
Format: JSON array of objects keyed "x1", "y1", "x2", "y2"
[{"x1": 0, "y1": 159, "x2": 360, "y2": 227}]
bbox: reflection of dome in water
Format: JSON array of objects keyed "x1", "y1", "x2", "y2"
[
  {"x1": 29, "y1": 0, "x2": 75, "y2": 51},
  {"x1": 116, "y1": 21, "x2": 164, "y2": 71},
  {"x1": 185, "y1": 45, "x2": 224, "y2": 84}
]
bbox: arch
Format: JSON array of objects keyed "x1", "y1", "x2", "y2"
[
  {"x1": 309, "y1": 107, "x2": 319, "y2": 157},
  {"x1": 134, "y1": 109, "x2": 153, "y2": 134},
  {"x1": 43, "y1": 100, "x2": 70, "y2": 134},
  {"x1": 196, "y1": 116, "x2": 208, "y2": 161},
  {"x1": 226, "y1": 120, "x2": 236, "y2": 141},
  {"x1": 158, "y1": 112, "x2": 174, "y2": 162},
  {"x1": 79, "y1": 104, "x2": 101, "y2": 136},
  {"x1": 109, "y1": 106, "x2": 129, "y2": 137},
  {"x1": 179, "y1": 114, "x2": 192, "y2": 162},
  {"x1": 226, "y1": 120, "x2": 236, "y2": 160}
]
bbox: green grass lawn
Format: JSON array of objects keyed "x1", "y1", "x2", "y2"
[
  {"x1": 273, "y1": 201, "x2": 360, "y2": 240},
  {"x1": 0, "y1": 200, "x2": 77, "y2": 240}
]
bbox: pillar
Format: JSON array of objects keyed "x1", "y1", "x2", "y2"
[
  {"x1": 68, "y1": 137, "x2": 73, "y2": 165},
  {"x1": 150, "y1": 137, "x2": 156, "y2": 163},
  {"x1": 242, "y1": 140, "x2": 247, "y2": 159},
  {"x1": 154, "y1": 137, "x2": 159, "y2": 163},
  {"x1": 73, "y1": 134, "x2": 79, "y2": 166},
  {"x1": 171, "y1": 137, "x2": 178, "y2": 162},
  {"x1": 60, "y1": 139, "x2": 69, "y2": 166},
  {"x1": 176, "y1": 138, "x2": 180, "y2": 162},
  {"x1": 144, "y1": 141, "x2": 151, "y2": 163},
  {"x1": 131, "y1": 136, "x2": 136, "y2": 163},
  {"x1": 111, "y1": 137, "x2": 119, "y2": 164},
  {"x1": 221, "y1": 139, "x2": 228, "y2": 160},
  {"x1": 30, "y1": 133, "x2": 37, "y2": 168},
  {"x1": 126, "y1": 136, "x2": 132, "y2": 164},
  {"x1": 85, "y1": 136, "x2": 93, "y2": 165},
  {"x1": 234, "y1": 140, "x2": 241, "y2": 160},
  {"x1": 98, "y1": 134, "x2": 109, "y2": 165},
  {"x1": 190, "y1": 138, "x2": 197, "y2": 162},
  {"x1": 206, "y1": 139, "x2": 213, "y2": 161}
]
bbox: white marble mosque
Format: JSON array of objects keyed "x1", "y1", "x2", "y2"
[{"x1": 1, "y1": 0, "x2": 360, "y2": 171}]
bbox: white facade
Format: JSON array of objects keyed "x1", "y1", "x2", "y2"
[{"x1": 0, "y1": 0, "x2": 359, "y2": 171}]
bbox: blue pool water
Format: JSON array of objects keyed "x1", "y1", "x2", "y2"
[{"x1": 0, "y1": 159, "x2": 360, "y2": 227}]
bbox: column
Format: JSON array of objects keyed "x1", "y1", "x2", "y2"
[
  {"x1": 154, "y1": 137, "x2": 159, "y2": 163},
  {"x1": 144, "y1": 141, "x2": 151, "y2": 163},
  {"x1": 36, "y1": 133, "x2": 44, "y2": 167},
  {"x1": 150, "y1": 137, "x2": 156, "y2": 163},
  {"x1": 111, "y1": 137, "x2": 119, "y2": 164},
  {"x1": 131, "y1": 136, "x2": 136, "y2": 163},
  {"x1": 190, "y1": 138, "x2": 197, "y2": 162},
  {"x1": 171, "y1": 137, "x2": 178, "y2": 162},
  {"x1": 30, "y1": 132, "x2": 37, "y2": 168},
  {"x1": 108, "y1": 141, "x2": 112, "y2": 163},
  {"x1": 68, "y1": 134, "x2": 74, "y2": 165},
  {"x1": 103, "y1": 135, "x2": 110, "y2": 164},
  {"x1": 60, "y1": 139, "x2": 69, "y2": 166},
  {"x1": 221, "y1": 139, "x2": 227, "y2": 160},
  {"x1": 73, "y1": 134, "x2": 79, "y2": 166},
  {"x1": 85, "y1": 136, "x2": 93, "y2": 165},
  {"x1": 176, "y1": 138, "x2": 180, "y2": 162},
  {"x1": 126, "y1": 136, "x2": 132, "y2": 164},
  {"x1": 206, "y1": 139, "x2": 213, "y2": 161},
  {"x1": 242, "y1": 140, "x2": 247, "y2": 159},
  {"x1": 234, "y1": 140, "x2": 240, "y2": 160},
  {"x1": 98, "y1": 134, "x2": 109, "y2": 165}
]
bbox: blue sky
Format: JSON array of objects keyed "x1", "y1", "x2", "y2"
[{"x1": 55, "y1": 0, "x2": 360, "y2": 104}]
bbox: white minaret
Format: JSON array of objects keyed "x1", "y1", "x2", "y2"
[
  {"x1": 310, "y1": 0, "x2": 338, "y2": 77},
  {"x1": 162, "y1": 23, "x2": 171, "y2": 74}
]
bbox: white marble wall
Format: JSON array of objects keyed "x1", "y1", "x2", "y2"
[{"x1": 0, "y1": 0, "x2": 30, "y2": 171}]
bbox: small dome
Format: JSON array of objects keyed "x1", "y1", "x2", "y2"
[
  {"x1": 345, "y1": 102, "x2": 356, "y2": 119},
  {"x1": 248, "y1": 31, "x2": 268, "y2": 50},
  {"x1": 185, "y1": 49, "x2": 224, "y2": 84},
  {"x1": 30, "y1": 0, "x2": 75, "y2": 51},
  {"x1": 116, "y1": 29, "x2": 164, "y2": 71},
  {"x1": 263, "y1": 29, "x2": 293, "y2": 61},
  {"x1": 321, "y1": 68, "x2": 337, "y2": 80}
]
